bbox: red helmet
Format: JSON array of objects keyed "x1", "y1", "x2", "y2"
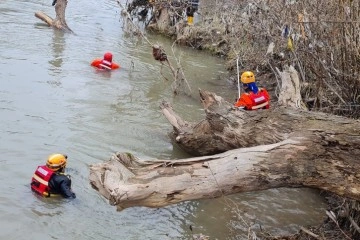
[{"x1": 103, "y1": 52, "x2": 113, "y2": 62}]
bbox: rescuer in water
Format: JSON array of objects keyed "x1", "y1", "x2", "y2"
[
  {"x1": 31, "y1": 153, "x2": 76, "y2": 198},
  {"x1": 91, "y1": 52, "x2": 120, "y2": 71}
]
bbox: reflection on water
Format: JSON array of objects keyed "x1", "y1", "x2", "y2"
[
  {"x1": 49, "y1": 30, "x2": 65, "y2": 74},
  {"x1": 0, "y1": 0, "x2": 327, "y2": 239}
]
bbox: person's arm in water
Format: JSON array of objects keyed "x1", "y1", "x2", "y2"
[
  {"x1": 59, "y1": 176, "x2": 76, "y2": 198},
  {"x1": 49, "y1": 174, "x2": 76, "y2": 198}
]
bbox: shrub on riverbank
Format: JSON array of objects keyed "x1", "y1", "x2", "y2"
[
  {"x1": 139, "y1": 0, "x2": 360, "y2": 119},
  {"x1": 123, "y1": 1, "x2": 360, "y2": 239}
]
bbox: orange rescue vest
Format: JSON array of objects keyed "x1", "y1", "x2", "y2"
[
  {"x1": 91, "y1": 58, "x2": 120, "y2": 70},
  {"x1": 31, "y1": 165, "x2": 55, "y2": 197},
  {"x1": 234, "y1": 88, "x2": 270, "y2": 110}
]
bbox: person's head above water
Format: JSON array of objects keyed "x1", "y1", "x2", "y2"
[
  {"x1": 99, "y1": 52, "x2": 113, "y2": 70},
  {"x1": 46, "y1": 153, "x2": 67, "y2": 172},
  {"x1": 103, "y1": 52, "x2": 113, "y2": 63},
  {"x1": 90, "y1": 52, "x2": 119, "y2": 70}
]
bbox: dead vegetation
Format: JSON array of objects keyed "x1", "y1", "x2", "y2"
[
  {"x1": 120, "y1": 1, "x2": 360, "y2": 239},
  {"x1": 130, "y1": 0, "x2": 360, "y2": 118},
  {"x1": 262, "y1": 193, "x2": 360, "y2": 240}
]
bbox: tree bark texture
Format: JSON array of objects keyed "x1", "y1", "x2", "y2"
[
  {"x1": 35, "y1": 0, "x2": 73, "y2": 33},
  {"x1": 161, "y1": 65, "x2": 308, "y2": 156},
  {"x1": 89, "y1": 65, "x2": 360, "y2": 210},
  {"x1": 148, "y1": 6, "x2": 172, "y2": 33}
]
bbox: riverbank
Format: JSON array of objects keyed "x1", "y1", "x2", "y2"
[
  {"x1": 124, "y1": 0, "x2": 360, "y2": 239},
  {"x1": 144, "y1": 0, "x2": 360, "y2": 118}
]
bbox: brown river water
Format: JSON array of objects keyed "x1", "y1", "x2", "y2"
[{"x1": 0, "y1": 0, "x2": 327, "y2": 239}]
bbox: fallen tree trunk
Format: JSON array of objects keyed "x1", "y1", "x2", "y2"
[
  {"x1": 35, "y1": 0, "x2": 73, "y2": 33},
  {"x1": 89, "y1": 65, "x2": 360, "y2": 210},
  {"x1": 146, "y1": 1, "x2": 184, "y2": 34},
  {"x1": 90, "y1": 130, "x2": 359, "y2": 211}
]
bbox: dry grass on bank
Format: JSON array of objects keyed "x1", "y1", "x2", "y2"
[
  {"x1": 152, "y1": 0, "x2": 360, "y2": 119},
  {"x1": 123, "y1": 1, "x2": 360, "y2": 239}
]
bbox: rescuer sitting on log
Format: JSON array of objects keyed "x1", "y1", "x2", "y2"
[
  {"x1": 31, "y1": 153, "x2": 76, "y2": 198},
  {"x1": 234, "y1": 71, "x2": 270, "y2": 110}
]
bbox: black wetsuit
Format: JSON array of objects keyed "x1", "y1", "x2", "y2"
[{"x1": 48, "y1": 173, "x2": 76, "y2": 198}]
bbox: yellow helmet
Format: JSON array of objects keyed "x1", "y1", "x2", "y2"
[
  {"x1": 46, "y1": 153, "x2": 67, "y2": 171},
  {"x1": 240, "y1": 71, "x2": 255, "y2": 84}
]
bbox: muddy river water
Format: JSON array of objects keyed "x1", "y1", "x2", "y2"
[{"x1": 0, "y1": 0, "x2": 327, "y2": 239}]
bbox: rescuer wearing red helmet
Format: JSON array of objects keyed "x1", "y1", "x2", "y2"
[
  {"x1": 234, "y1": 71, "x2": 270, "y2": 110},
  {"x1": 91, "y1": 52, "x2": 120, "y2": 71},
  {"x1": 31, "y1": 154, "x2": 76, "y2": 198}
]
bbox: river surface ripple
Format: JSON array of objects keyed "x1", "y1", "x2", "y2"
[{"x1": 0, "y1": 0, "x2": 327, "y2": 239}]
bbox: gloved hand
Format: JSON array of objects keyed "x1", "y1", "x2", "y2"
[{"x1": 52, "y1": 0, "x2": 57, "y2": 6}]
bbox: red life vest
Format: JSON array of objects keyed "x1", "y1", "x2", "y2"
[
  {"x1": 99, "y1": 59, "x2": 112, "y2": 70},
  {"x1": 31, "y1": 165, "x2": 54, "y2": 197},
  {"x1": 90, "y1": 58, "x2": 120, "y2": 70},
  {"x1": 246, "y1": 90, "x2": 270, "y2": 110}
]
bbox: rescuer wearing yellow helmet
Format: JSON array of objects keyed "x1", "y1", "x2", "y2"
[
  {"x1": 234, "y1": 71, "x2": 270, "y2": 110},
  {"x1": 31, "y1": 153, "x2": 76, "y2": 198}
]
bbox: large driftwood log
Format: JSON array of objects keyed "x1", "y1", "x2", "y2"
[
  {"x1": 89, "y1": 65, "x2": 360, "y2": 210},
  {"x1": 35, "y1": 0, "x2": 73, "y2": 33},
  {"x1": 160, "y1": 65, "x2": 306, "y2": 156},
  {"x1": 89, "y1": 106, "x2": 360, "y2": 210}
]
